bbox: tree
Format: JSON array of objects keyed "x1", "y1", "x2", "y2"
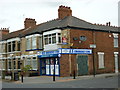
[{"x1": 22, "y1": 65, "x2": 32, "y2": 76}]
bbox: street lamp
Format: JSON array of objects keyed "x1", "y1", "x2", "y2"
[{"x1": 90, "y1": 44, "x2": 96, "y2": 77}]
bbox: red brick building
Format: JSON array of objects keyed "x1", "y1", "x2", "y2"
[{"x1": 0, "y1": 5, "x2": 119, "y2": 77}]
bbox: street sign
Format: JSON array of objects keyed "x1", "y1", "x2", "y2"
[{"x1": 90, "y1": 44, "x2": 96, "y2": 48}]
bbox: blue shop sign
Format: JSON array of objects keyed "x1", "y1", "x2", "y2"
[{"x1": 59, "y1": 48, "x2": 92, "y2": 54}]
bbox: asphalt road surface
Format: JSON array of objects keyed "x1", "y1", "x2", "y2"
[{"x1": 1, "y1": 75, "x2": 119, "y2": 88}]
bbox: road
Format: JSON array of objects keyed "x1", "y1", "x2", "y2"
[{"x1": 1, "y1": 75, "x2": 119, "y2": 88}]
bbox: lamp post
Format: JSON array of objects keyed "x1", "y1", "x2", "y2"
[
  {"x1": 90, "y1": 44, "x2": 96, "y2": 77},
  {"x1": 21, "y1": 55, "x2": 24, "y2": 83},
  {"x1": 53, "y1": 58, "x2": 55, "y2": 81}
]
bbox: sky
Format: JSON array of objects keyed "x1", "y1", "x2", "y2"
[{"x1": 0, "y1": 0, "x2": 119, "y2": 32}]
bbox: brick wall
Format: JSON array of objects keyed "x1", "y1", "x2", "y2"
[{"x1": 69, "y1": 29, "x2": 118, "y2": 74}]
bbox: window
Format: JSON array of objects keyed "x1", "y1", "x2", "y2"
[
  {"x1": 0, "y1": 44, "x2": 2, "y2": 53},
  {"x1": 52, "y1": 33, "x2": 56, "y2": 44},
  {"x1": 8, "y1": 60, "x2": 11, "y2": 69},
  {"x1": 0, "y1": 60, "x2": 5, "y2": 70},
  {"x1": 8, "y1": 42, "x2": 11, "y2": 52},
  {"x1": 98, "y1": 52, "x2": 105, "y2": 69},
  {"x1": 18, "y1": 60, "x2": 21, "y2": 69},
  {"x1": 32, "y1": 57, "x2": 37, "y2": 70},
  {"x1": 26, "y1": 57, "x2": 31, "y2": 66},
  {"x1": 26, "y1": 38, "x2": 31, "y2": 50},
  {"x1": 32, "y1": 37, "x2": 37, "y2": 49},
  {"x1": 48, "y1": 35, "x2": 52, "y2": 44},
  {"x1": 113, "y1": 33, "x2": 118, "y2": 48},
  {"x1": 14, "y1": 60, "x2": 16, "y2": 69},
  {"x1": 114, "y1": 38, "x2": 118, "y2": 47},
  {"x1": 58, "y1": 33, "x2": 61, "y2": 43},
  {"x1": 43, "y1": 33, "x2": 61, "y2": 45},
  {"x1": 46, "y1": 59, "x2": 50, "y2": 65},
  {"x1": 12, "y1": 41, "x2": 16, "y2": 51},
  {"x1": 39, "y1": 36, "x2": 43, "y2": 49},
  {"x1": 44, "y1": 35, "x2": 48, "y2": 45},
  {"x1": 17, "y1": 41, "x2": 21, "y2": 51}
]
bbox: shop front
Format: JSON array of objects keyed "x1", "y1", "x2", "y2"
[
  {"x1": 38, "y1": 51, "x2": 60, "y2": 76},
  {"x1": 38, "y1": 48, "x2": 92, "y2": 77}
]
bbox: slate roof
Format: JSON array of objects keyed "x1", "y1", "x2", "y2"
[
  {"x1": 1, "y1": 16, "x2": 119, "y2": 40},
  {"x1": 24, "y1": 16, "x2": 119, "y2": 36}
]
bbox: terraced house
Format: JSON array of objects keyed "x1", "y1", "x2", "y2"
[{"x1": 0, "y1": 5, "x2": 120, "y2": 77}]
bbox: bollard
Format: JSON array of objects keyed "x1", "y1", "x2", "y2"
[
  {"x1": 73, "y1": 70, "x2": 76, "y2": 79},
  {"x1": 53, "y1": 69, "x2": 55, "y2": 81},
  {"x1": 21, "y1": 75, "x2": 23, "y2": 83}
]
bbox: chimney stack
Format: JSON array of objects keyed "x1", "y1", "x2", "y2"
[
  {"x1": 106, "y1": 22, "x2": 111, "y2": 26},
  {"x1": 58, "y1": 5, "x2": 72, "y2": 19},
  {"x1": 24, "y1": 18, "x2": 36, "y2": 29},
  {"x1": 0, "y1": 28, "x2": 9, "y2": 35}
]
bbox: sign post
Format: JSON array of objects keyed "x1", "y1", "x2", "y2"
[{"x1": 90, "y1": 44, "x2": 96, "y2": 77}]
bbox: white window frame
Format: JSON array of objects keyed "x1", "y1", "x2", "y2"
[
  {"x1": 113, "y1": 33, "x2": 118, "y2": 48},
  {"x1": 98, "y1": 52, "x2": 105, "y2": 69},
  {"x1": 43, "y1": 29, "x2": 62, "y2": 45},
  {"x1": 39, "y1": 36, "x2": 43, "y2": 49},
  {"x1": 32, "y1": 36, "x2": 37, "y2": 49},
  {"x1": 31, "y1": 57, "x2": 37, "y2": 70}
]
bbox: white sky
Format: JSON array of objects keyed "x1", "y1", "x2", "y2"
[{"x1": 0, "y1": 0, "x2": 119, "y2": 32}]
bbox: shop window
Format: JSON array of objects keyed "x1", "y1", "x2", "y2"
[
  {"x1": 26, "y1": 57, "x2": 31, "y2": 66},
  {"x1": 98, "y1": 52, "x2": 105, "y2": 69},
  {"x1": 8, "y1": 60, "x2": 11, "y2": 69},
  {"x1": 18, "y1": 60, "x2": 21, "y2": 69},
  {"x1": 32, "y1": 57, "x2": 37, "y2": 70},
  {"x1": 46, "y1": 59, "x2": 50, "y2": 65}
]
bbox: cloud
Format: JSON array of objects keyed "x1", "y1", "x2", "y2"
[
  {"x1": 0, "y1": 19, "x2": 7, "y2": 23},
  {"x1": 40, "y1": 0, "x2": 70, "y2": 7}
]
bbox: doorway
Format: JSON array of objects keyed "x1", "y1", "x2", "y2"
[
  {"x1": 77, "y1": 55, "x2": 88, "y2": 76},
  {"x1": 114, "y1": 54, "x2": 118, "y2": 73}
]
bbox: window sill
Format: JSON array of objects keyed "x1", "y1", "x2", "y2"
[
  {"x1": 98, "y1": 67, "x2": 105, "y2": 70},
  {"x1": 26, "y1": 49, "x2": 43, "y2": 51}
]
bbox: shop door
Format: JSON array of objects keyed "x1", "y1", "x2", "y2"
[{"x1": 77, "y1": 55, "x2": 88, "y2": 75}]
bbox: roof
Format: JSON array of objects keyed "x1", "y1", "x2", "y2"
[
  {"x1": 1, "y1": 16, "x2": 119, "y2": 40},
  {"x1": 24, "y1": 16, "x2": 119, "y2": 36}
]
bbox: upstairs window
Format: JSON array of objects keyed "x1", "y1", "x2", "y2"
[
  {"x1": 12, "y1": 41, "x2": 16, "y2": 51},
  {"x1": 8, "y1": 42, "x2": 11, "y2": 52},
  {"x1": 113, "y1": 33, "x2": 118, "y2": 48},
  {"x1": 52, "y1": 33, "x2": 56, "y2": 44},
  {"x1": 44, "y1": 33, "x2": 61, "y2": 45},
  {"x1": 114, "y1": 38, "x2": 118, "y2": 48},
  {"x1": 32, "y1": 37, "x2": 37, "y2": 49},
  {"x1": 26, "y1": 38, "x2": 31, "y2": 50},
  {"x1": 58, "y1": 33, "x2": 62, "y2": 43},
  {"x1": 39, "y1": 36, "x2": 43, "y2": 49},
  {"x1": 17, "y1": 41, "x2": 21, "y2": 51}
]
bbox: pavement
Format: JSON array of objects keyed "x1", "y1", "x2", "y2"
[{"x1": 0, "y1": 73, "x2": 119, "y2": 84}]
